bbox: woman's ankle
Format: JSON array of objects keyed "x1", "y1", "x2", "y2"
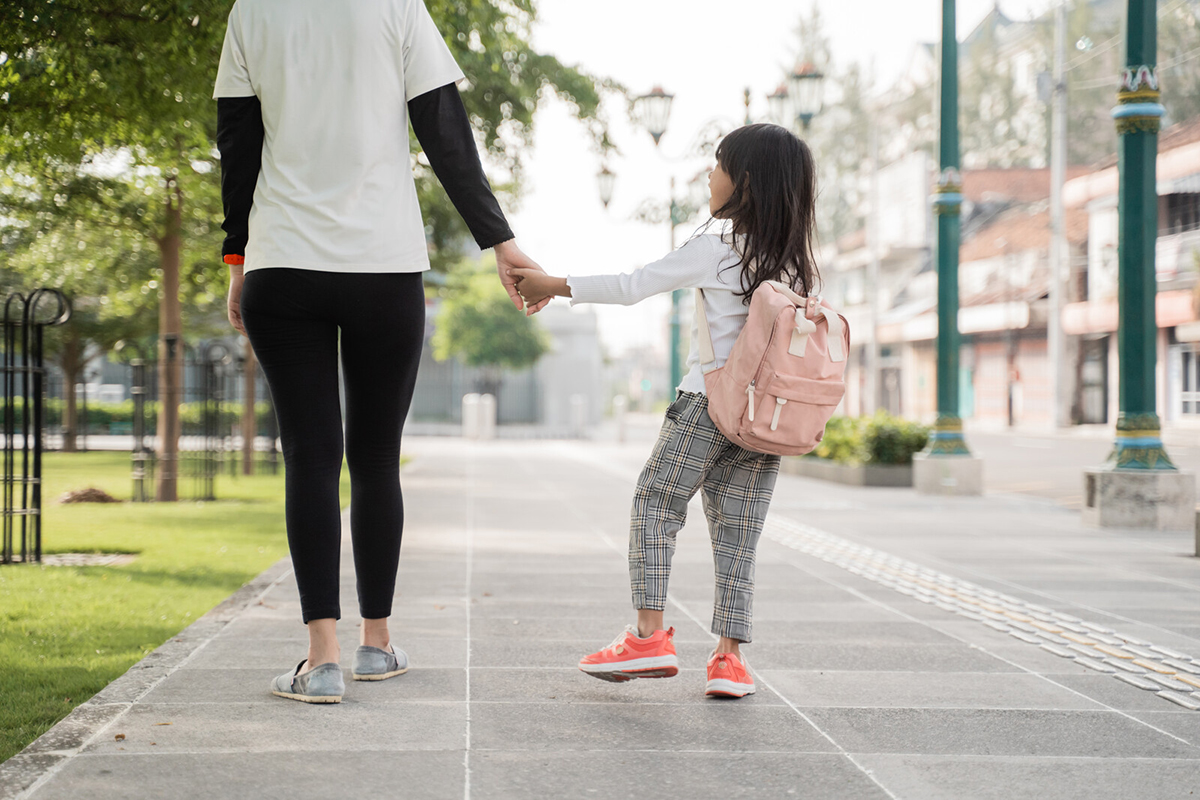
[
  {"x1": 361, "y1": 618, "x2": 391, "y2": 650},
  {"x1": 302, "y1": 648, "x2": 341, "y2": 671}
]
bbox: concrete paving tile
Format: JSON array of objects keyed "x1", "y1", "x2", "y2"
[
  {"x1": 183, "y1": 635, "x2": 467, "y2": 669},
  {"x1": 1049, "y1": 674, "x2": 1200, "y2": 713},
  {"x1": 20, "y1": 703, "x2": 128, "y2": 754},
  {"x1": 855, "y1": 753, "x2": 1200, "y2": 800},
  {"x1": 470, "y1": 598, "x2": 630, "y2": 620},
  {"x1": 469, "y1": 616, "x2": 716, "y2": 642},
  {"x1": 468, "y1": 637, "x2": 718, "y2": 669},
  {"x1": 139, "y1": 667, "x2": 464, "y2": 704},
  {"x1": 1047, "y1": 592, "x2": 1200, "y2": 610},
  {"x1": 469, "y1": 667, "x2": 772, "y2": 706},
  {"x1": 803, "y1": 707, "x2": 1200, "y2": 758},
  {"x1": 1132, "y1": 711, "x2": 1200, "y2": 742},
  {"x1": 470, "y1": 751, "x2": 890, "y2": 800},
  {"x1": 749, "y1": 621, "x2": 957, "y2": 645},
  {"x1": 26, "y1": 751, "x2": 464, "y2": 800},
  {"x1": 758, "y1": 670, "x2": 1101, "y2": 710},
  {"x1": 80, "y1": 701, "x2": 465, "y2": 755},
  {"x1": 746, "y1": 642, "x2": 1017, "y2": 673},
  {"x1": 470, "y1": 571, "x2": 628, "y2": 592},
  {"x1": 238, "y1": 598, "x2": 470, "y2": 622},
  {"x1": 750, "y1": 601, "x2": 904, "y2": 623},
  {"x1": 470, "y1": 703, "x2": 835, "y2": 753},
  {"x1": 220, "y1": 614, "x2": 468, "y2": 641},
  {"x1": 0, "y1": 754, "x2": 64, "y2": 800}
]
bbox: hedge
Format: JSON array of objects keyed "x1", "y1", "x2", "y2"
[
  {"x1": 810, "y1": 412, "x2": 930, "y2": 466},
  {"x1": 2, "y1": 398, "x2": 277, "y2": 436}
]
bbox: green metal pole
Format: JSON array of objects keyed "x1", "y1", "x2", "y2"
[
  {"x1": 927, "y1": 0, "x2": 970, "y2": 456},
  {"x1": 669, "y1": 181, "x2": 683, "y2": 394},
  {"x1": 670, "y1": 289, "x2": 682, "y2": 393},
  {"x1": 1107, "y1": 0, "x2": 1174, "y2": 469}
]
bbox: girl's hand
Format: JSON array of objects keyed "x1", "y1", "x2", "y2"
[{"x1": 510, "y1": 268, "x2": 570, "y2": 307}]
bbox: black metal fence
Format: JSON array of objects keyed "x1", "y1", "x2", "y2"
[
  {"x1": 2, "y1": 289, "x2": 71, "y2": 565},
  {"x1": 41, "y1": 337, "x2": 280, "y2": 503}
]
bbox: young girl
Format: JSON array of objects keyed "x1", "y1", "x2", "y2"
[{"x1": 511, "y1": 123, "x2": 819, "y2": 698}]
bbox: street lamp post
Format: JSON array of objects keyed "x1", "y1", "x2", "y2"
[
  {"x1": 633, "y1": 86, "x2": 687, "y2": 392},
  {"x1": 1083, "y1": 0, "x2": 1195, "y2": 529},
  {"x1": 596, "y1": 166, "x2": 616, "y2": 209},
  {"x1": 787, "y1": 63, "x2": 825, "y2": 132},
  {"x1": 913, "y1": 0, "x2": 983, "y2": 495}
]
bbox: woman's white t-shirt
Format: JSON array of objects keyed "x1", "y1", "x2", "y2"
[
  {"x1": 566, "y1": 234, "x2": 748, "y2": 395},
  {"x1": 212, "y1": 0, "x2": 464, "y2": 273}
]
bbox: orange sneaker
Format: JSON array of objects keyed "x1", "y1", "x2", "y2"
[
  {"x1": 706, "y1": 651, "x2": 755, "y2": 698},
  {"x1": 578, "y1": 625, "x2": 679, "y2": 682}
]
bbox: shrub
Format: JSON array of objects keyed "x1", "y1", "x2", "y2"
[
  {"x1": 863, "y1": 412, "x2": 930, "y2": 465},
  {"x1": 810, "y1": 412, "x2": 930, "y2": 466},
  {"x1": 812, "y1": 416, "x2": 865, "y2": 465},
  {"x1": 11, "y1": 399, "x2": 277, "y2": 436}
]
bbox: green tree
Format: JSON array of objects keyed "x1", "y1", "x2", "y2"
[
  {"x1": 776, "y1": 6, "x2": 875, "y2": 242},
  {"x1": 1158, "y1": 0, "x2": 1200, "y2": 126},
  {"x1": 0, "y1": 0, "x2": 609, "y2": 494},
  {"x1": 432, "y1": 258, "x2": 550, "y2": 402}
]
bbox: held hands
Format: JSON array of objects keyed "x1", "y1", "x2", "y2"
[
  {"x1": 510, "y1": 268, "x2": 569, "y2": 308},
  {"x1": 225, "y1": 240, "x2": 555, "y2": 331},
  {"x1": 494, "y1": 240, "x2": 552, "y2": 317}
]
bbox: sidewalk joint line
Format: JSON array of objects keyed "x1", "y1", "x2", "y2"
[{"x1": 463, "y1": 442, "x2": 476, "y2": 800}]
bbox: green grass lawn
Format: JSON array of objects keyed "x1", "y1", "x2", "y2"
[{"x1": 0, "y1": 451, "x2": 353, "y2": 763}]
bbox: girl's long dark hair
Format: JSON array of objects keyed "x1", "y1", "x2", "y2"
[{"x1": 710, "y1": 123, "x2": 820, "y2": 302}]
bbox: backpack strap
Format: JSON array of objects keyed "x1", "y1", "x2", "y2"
[
  {"x1": 694, "y1": 289, "x2": 719, "y2": 373},
  {"x1": 763, "y1": 280, "x2": 847, "y2": 363},
  {"x1": 820, "y1": 306, "x2": 846, "y2": 363}
]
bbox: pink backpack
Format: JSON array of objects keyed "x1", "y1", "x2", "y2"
[{"x1": 697, "y1": 281, "x2": 850, "y2": 456}]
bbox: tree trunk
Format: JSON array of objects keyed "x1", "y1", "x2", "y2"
[
  {"x1": 59, "y1": 329, "x2": 83, "y2": 453},
  {"x1": 241, "y1": 339, "x2": 256, "y2": 476},
  {"x1": 155, "y1": 177, "x2": 184, "y2": 502}
]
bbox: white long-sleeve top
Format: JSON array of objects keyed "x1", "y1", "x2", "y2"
[{"x1": 566, "y1": 234, "x2": 746, "y2": 395}]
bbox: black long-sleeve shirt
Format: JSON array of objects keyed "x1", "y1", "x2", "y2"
[{"x1": 216, "y1": 83, "x2": 514, "y2": 263}]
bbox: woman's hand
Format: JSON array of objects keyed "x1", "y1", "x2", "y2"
[
  {"x1": 494, "y1": 240, "x2": 552, "y2": 317},
  {"x1": 510, "y1": 267, "x2": 570, "y2": 308},
  {"x1": 228, "y1": 270, "x2": 247, "y2": 335}
]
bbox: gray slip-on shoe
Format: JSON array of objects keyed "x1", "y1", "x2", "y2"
[
  {"x1": 352, "y1": 644, "x2": 409, "y2": 681},
  {"x1": 270, "y1": 660, "x2": 344, "y2": 704}
]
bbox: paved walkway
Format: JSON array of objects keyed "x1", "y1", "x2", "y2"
[{"x1": 7, "y1": 437, "x2": 1200, "y2": 799}]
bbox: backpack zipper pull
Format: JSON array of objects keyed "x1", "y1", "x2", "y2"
[
  {"x1": 746, "y1": 381, "x2": 756, "y2": 422},
  {"x1": 771, "y1": 397, "x2": 787, "y2": 432}
]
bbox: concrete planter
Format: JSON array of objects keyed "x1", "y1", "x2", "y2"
[{"x1": 781, "y1": 457, "x2": 913, "y2": 487}]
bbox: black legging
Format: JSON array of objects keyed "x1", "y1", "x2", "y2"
[{"x1": 240, "y1": 268, "x2": 425, "y2": 623}]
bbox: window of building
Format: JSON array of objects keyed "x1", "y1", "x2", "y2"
[
  {"x1": 1171, "y1": 344, "x2": 1200, "y2": 418},
  {"x1": 1166, "y1": 193, "x2": 1200, "y2": 234}
]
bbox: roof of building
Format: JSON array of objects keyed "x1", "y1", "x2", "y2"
[
  {"x1": 1094, "y1": 115, "x2": 1200, "y2": 170},
  {"x1": 962, "y1": 167, "x2": 1091, "y2": 204},
  {"x1": 960, "y1": 204, "x2": 1088, "y2": 263}
]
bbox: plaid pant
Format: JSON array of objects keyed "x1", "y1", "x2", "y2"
[{"x1": 629, "y1": 392, "x2": 780, "y2": 643}]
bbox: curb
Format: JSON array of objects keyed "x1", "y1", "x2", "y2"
[{"x1": 0, "y1": 556, "x2": 295, "y2": 800}]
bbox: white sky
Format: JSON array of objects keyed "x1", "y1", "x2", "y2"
[{"x1": 507, "y1": 0, "x2": 1058, "y2": 356}]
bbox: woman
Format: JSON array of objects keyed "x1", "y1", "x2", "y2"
[{"x1": 214, "y1": 0, "x2": 547, "y2": 703}]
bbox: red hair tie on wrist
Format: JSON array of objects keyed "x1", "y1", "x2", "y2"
[{"x1": 223, "y1": 254, "x2": 245, "y2": 266}]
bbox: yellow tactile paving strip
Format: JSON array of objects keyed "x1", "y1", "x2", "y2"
[{"x1": 765, "y1": 516, "x2": 1200, "y2": 711}]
